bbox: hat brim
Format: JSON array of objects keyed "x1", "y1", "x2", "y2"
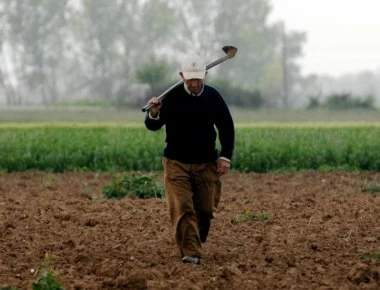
[{"x1": 182, "y1": 71, "x2": 206, "y2": 80}]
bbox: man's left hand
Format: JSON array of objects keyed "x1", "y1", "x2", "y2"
[{"x1": 217, "y1": 159, "x2": 231, "y2": 175}]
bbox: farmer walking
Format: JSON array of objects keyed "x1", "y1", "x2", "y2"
[{"x1": 144, "y1": 53, "x2": 235, "y2": 265}]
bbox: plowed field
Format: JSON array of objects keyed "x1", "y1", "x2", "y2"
[{"x1": 1, "y1": 172, "x2": 380, "y2": 289}]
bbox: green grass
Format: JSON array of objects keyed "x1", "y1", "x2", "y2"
[
  {"x1": 361, "y1": 179, "x2": 380, "y2": 195},
  {"x1": 102, "y1": 174, "x2": 164, "y2": 199},
  {"x1": 360, "y1": 252, "x2": 380, "y2": 262},
  {"x1": 0, "y1": 126, "x2": 164, "y2": 172},
  {"x1": 1, "y1": 124, "x2": 380, "y2": 172},
  {"x1": 231, "y1": 210, "x2": 273, "y2": 224},
  {"x1": 367, "y1": 181, "x2": 380, "y2": 193},
  {"x1": 32, "y1": 253, "x2": 63, "y2": 290},
  {"x1": 233, "y1": 126, "x2": 380, "y2": 172},
  {"x1": 1, "y1": 106, "x2": 380, "y2": 173}
]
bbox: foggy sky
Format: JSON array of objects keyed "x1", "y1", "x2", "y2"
[{"x1": 270, "y1": 0, "x2": 380, "y2": 77}]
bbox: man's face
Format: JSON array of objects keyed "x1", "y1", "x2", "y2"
[{"x1": 184, "y1": 78, "x2": 204, "y2": 95}]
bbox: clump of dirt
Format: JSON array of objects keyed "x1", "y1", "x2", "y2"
[{"x1": 347, "y1": 263, "x2": 380, "y2": 285}]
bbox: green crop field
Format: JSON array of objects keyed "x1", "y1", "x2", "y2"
[{"x1": 1, "y1": 121, "x2": 380, "y2": 173}]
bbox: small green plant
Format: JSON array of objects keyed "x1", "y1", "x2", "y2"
[
  {"x1": 255, "y1": 211, "x2": 272, "y2": 221},
  {"x1": 81, "y1": 183, "x2": 93, "y2": 199},
  {"x1": 102, "y1": 175, "x2": 164, "y2": 199},
  {"x1": 32, "y1": 253, "x2": 63, "y2": 290},
  {"x1": 360, "y1": 254, "x2": 370, "y2": 261},
  {"x1": 244, "y1": 210, "x2": 254, "y2": 220},
  {"x1": 360, "y1": 252, "x2": 380, "y2": 262},
  {"x1": 361, "y1": 179, "x2": 380, "y2": 195},
  {"x1": 32, "y1": 272, "x2": 63, "y2": 290},
  {"x1": 42, "y1": 174, "x2": 61, "y2": 185},
  {"x1": 367, "y1": 181, "x2": 380, "y2": 194},
  {"x1": 231, "y1": 210, "x2": 272, "y2": 224}
]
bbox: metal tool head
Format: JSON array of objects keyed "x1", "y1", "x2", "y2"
[{"x1": 222, "y1": 46, "x2": 238, "y2": 58}]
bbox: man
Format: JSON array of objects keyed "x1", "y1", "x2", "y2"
[{"x1": 144, "y1": 53, "x2": 235, "y2": 265}]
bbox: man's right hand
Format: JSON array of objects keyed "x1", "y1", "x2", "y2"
[{"x1": 147, "y1": 97, "x2": 162, "y2": 118}]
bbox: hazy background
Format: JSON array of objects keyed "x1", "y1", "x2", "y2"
[
  {"x1": 270, "y1": 0, "x2": 380, "y2": 108},
  {"x1": 271, "y1": 0, "x2": 380, "y2": 76},
  {"x1": 0, "y1": 0, "x2": 379, "y2": 112}
]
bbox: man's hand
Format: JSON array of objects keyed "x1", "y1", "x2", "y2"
[
  {"x1": 147, "y1": 97, "x2": 162, "y2": 118},
  {"x1": 217, "y1": 159, "x2": 230, "y2": 175}
]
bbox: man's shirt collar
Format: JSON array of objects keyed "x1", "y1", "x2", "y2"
[{"x1": 184, "y1": 83, "x2": 204, "y2": 97}]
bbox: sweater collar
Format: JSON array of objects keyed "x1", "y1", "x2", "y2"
[{"x1": 183, "y1": 83, "x2": 204, "y2": 97}]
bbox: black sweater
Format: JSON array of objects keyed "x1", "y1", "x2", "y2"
[{"x1": 145, "y1": 84, "x2": 235, "y2": 164}]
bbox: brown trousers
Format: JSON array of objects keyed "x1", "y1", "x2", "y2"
[{"x1": 163, "y1": 157, "x2": 221, "y2": 258}]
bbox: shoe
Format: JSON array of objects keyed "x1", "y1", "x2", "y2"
[{"x1": 181, "y1": 255, "x2": 201, "y2": 265}]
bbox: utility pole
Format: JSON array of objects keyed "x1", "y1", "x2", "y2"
[{"x1": 281, "y1": 22, "x2": 289, "y2": 108}]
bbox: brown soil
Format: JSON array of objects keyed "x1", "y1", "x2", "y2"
[{"x1": 1, "y1": 171, "x2": 380, "y2": 290}]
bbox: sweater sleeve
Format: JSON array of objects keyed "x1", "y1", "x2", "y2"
[
  {"x1": 144, "y1": 111, "x2": 165, "y2": 131},
  {"x1": 214, "y1": 93, "x2": 235, "y2": 161}
]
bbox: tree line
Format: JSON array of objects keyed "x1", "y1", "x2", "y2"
[{"x1": 0, "y1": 0, "x2": 306, "y2": 108}]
